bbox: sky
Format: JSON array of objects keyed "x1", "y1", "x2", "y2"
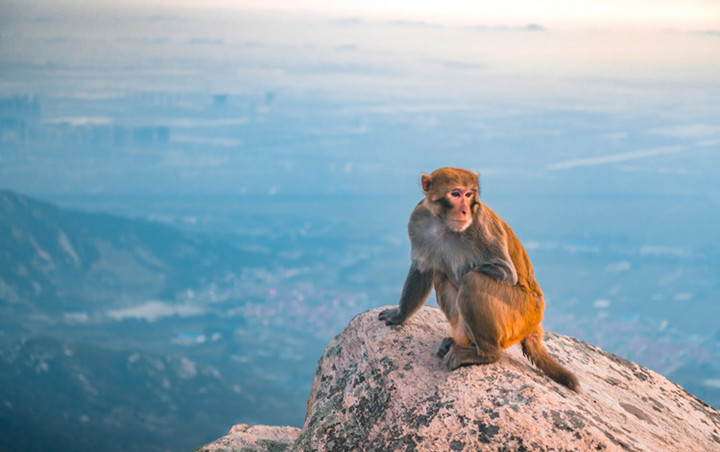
[{"x1": 37, "y1": 0, "x2": 720, "y2": 29}]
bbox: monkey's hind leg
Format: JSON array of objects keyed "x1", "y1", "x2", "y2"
[
  {"x1": 443, "y1": 339, "x2": 502, "y2": 370},
  {"x1": 442, "y1": 272, "x2": 506, "y2": 370},
  {"x1": 442, "y1": 314, "x2": 502, "y2": 370}
]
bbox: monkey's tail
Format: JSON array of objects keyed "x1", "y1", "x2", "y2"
[{"x1": 521, "y1": 327, "x2": 579, "y2": 392}]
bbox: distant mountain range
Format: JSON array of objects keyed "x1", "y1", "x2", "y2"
[
  {"x1": 0, "y1": 190, "x2": 259, "y2": 314},
  {"x1": 0, "y1": 191, "x2": 307, "y2": 452}
]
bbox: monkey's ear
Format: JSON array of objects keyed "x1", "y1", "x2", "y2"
[{"x1": 421, "y1": 173, "x2": 432, "y2": 193}]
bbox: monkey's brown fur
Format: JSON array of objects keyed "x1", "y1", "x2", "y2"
[{"x1": 380, "y1": 167, "x2": 579, "y2": 392}]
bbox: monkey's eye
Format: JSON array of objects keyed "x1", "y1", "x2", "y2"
[
  {"x1": 465, "y1": 192, "x2": 473, "y2": 198},
  {"x1": 450, "y1": 190, "x2": 462, "y2": 198}
]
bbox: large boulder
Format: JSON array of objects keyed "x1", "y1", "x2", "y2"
[{"x1": 197, "y1": 306, "x2": 720, "y2": 451}]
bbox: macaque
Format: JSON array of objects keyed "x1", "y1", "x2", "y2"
[{"x1": 380, "y1": 167, "x2": 578, "y2": 392}]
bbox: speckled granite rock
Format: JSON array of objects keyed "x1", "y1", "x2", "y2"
[
  {"x1": 294, "y1": 306, "x2": 720, "y2": 451},
  {"x1": 196, "y1": 306, "x2": 720, "y2": 452},
  {"x1": 193, "y1": 424, "x2": 300, "y2": 452}
]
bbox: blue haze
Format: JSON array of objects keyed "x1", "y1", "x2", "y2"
[{"x1": 1, "y1": 2, "x2": 719, "y2": 450}]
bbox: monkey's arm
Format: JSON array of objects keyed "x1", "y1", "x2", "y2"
[
  {"x1": 379, "y1": 264, "x2": 433, "y2": 325},
  {"x1": 471, "y1": 207, "x2": 519, "y2": 286},
  {"x1": 474, "y1": 259, "x2": 517, "y2": 286}
]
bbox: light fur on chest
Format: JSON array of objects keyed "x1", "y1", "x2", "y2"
[
  {"x1": 411, "y1": 216, "x2": 474, "y2": 285},
  {"x1": 409, "y1": 205, "x2": 518, "y2": 287}
]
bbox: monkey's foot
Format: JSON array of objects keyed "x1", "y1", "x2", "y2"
[
  {"x1": 443, "y1": 345, "x2": 484, "y2": 370},
  {"x1": 443, "y1": 344, "x2": 501, "y2": 370},
  {"x1": 436, "y1": 337, "x2": 454, "y2": 358}
]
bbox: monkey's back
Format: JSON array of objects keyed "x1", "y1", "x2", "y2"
[{"x1": 481, "y1": 204, "x2": 543, "y2": 299}]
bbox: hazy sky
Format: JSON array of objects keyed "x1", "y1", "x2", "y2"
[{"x1": 44, "y1": 0, "x2": 720, "y2": 29}]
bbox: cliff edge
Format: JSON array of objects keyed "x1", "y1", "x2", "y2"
[{"x1": 195, "y1": 306, "x2": 720, "y2": 451}]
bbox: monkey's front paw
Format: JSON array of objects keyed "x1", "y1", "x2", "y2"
[
  {"x1": 378, "y1": 308, "x2": 404, "y2": 326},
  {"x1": 436, "y1": 337, "x2": 454, "y2": 357}
]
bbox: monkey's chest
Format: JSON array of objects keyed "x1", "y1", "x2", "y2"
[{"x1": 415, "y1": 233, "x2": 475, "y2": 286}]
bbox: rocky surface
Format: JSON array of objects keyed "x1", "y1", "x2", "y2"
[
  {"x1": 192, "y1": 424, "x2": 301, "y2": 452},
  {"x1": 198, "y1": 306, "x2": 720, "y2": 451}
]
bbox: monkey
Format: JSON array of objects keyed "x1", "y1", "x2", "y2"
[{"x1": 379, "y1": 167, "x2": 579, "y2": 392}]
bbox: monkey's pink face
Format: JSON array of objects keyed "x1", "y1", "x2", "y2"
[{"x1": 445, "y1": 187, "x2": 475, "y2": 232}]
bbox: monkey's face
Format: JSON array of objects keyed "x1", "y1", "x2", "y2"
[
  {"x1": 441, "y1": 186, "x2": 476, "y2": 232},
  {"x1": 421, "y1": 167, "x2": 480, "y2": 233}
]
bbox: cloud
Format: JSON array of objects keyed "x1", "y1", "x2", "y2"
[
  {"x1": 160, "y1": 149, "x2": 231, "y2": 167},
  {"x1": 106, "y1": 301, "x2": 205, "y2": 322},
  {"x1": 167, "y1": 117, "x2": 248, "y2": 127},
  {"x1": 43, "y1": 116, "x2": 113, "y2": 126},
  {"x1": 431, "y1": 60, "x2": 488, "y2": 70},
  {"x1": 546, "y1": 145, "x2": 687, "y2": 171},
  {"x1": 470, "y1": 24, "x2": 546, "y2": 32},
  {"x1": 359, "y1": 103, "x2": 471, "y2": 114},
  {"x1": 649, "y1": 123, "x2": 720, "y2": 139},
  {"x1": 172, "y1": 135, "x2": 242, "y2": 147},
  {"x1": 640, "y1": 245, "x2": 692, "y2": 258},
  {"x1": 186, "y1": 38, "x2": 224, "y2": 45}
]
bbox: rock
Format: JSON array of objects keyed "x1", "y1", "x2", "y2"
[
  {"x1": 294, "y1": 306, "x2": 720, "y2": 451},
  {"x1": 196, "y1": 306, "x2": 720, "y2": 451},
  {"x1": 193, "y1": 423, "x2": 300, "y2": 452}
]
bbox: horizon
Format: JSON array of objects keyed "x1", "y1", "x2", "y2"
[{"x1": 8, "y1": 0, "x2": 720, "y2": 31}]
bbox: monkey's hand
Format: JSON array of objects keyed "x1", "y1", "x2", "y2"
[
  {"x1": 378, "y1": 307, "x2": 405, "y2": 326},
  {"x1": 475, "y1": 261, "x2": 518, "y2": 286}
]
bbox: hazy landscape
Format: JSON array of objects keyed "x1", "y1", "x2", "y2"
[{"x1": 1, "y1": 2, "x2": 719, "y2": 451}]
